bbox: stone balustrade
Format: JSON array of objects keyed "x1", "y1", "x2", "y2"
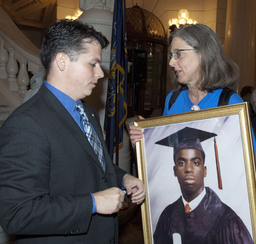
[
  {"x1": 0, "y1": 36, "x2": 41, "y2": 98},
  {"x1": 0, "y1": 37, "x2": 31, "y2": 125},
  {"x1": 0, "y1": 5, "x2": 44, "y2": 125}
]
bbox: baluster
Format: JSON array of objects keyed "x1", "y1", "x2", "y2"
[
  {"x1": 0, "y1": 38, "x2": 8, "y2": 78},
  {"x1": 7, "y1": 47, "x2": 18, "y2": 91},
  {"x1": 17, "y1": 59, "x2": 29, "y2": 98}
]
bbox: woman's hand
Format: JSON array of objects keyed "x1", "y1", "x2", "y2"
[{"x1": 129, "y1": 115, "x2": 144, "y2": 146}]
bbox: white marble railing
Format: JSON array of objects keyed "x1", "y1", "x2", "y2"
[
  {"x1": 0, "y1": 6, "x2": 43, "y2": 125},
  {"x1": 0, "y1": 37, "x2": 32, "y2": 125},
  {"x1": 0, "y1": 37, "x2": 30, "y2": 97}
]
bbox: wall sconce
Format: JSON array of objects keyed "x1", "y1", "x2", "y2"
[
  {"x1": 65, "y1": 9, "x2": 83, "y2": 20},
  {"x1": 168, "y1": 9, "x2": 197, "y2": 29}
]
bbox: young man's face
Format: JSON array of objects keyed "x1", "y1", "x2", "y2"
[
  {"x1": 61, "y1": 41, "x2": 105, "y2": 101},
  {"x1": 173, "y1": 148, "x2": 207, "y2": 202}
]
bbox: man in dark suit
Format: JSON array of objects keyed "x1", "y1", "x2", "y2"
[{"x1": 0, "y1": 19, "x2": 145, "y2": 244}]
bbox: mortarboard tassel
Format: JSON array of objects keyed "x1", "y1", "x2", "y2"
[{"x1": 214, "y1": 137, "x2": 223, "y2": 189}]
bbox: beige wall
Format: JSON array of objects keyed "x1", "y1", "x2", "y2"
[
  {"x1": 216, "y1": 0, "x2": 227, "y2": 44},
  {"x1": 224, "y1": 0, "x2": 256, "y2": 91}
]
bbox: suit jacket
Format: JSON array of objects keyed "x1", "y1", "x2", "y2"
[{"x1": 0, "y1": 85, "x2": 127, "y2": 244}]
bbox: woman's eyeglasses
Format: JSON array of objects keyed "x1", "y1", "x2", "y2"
[{"x1": 169, "y1": 49, "x2": 194, "y2": 60}]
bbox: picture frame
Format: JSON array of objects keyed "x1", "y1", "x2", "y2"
[{"x1": 135, "y1": 102, "x2": 256, "y2": 244}]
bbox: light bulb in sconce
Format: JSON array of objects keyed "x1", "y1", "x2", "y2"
[
  {"x1": 178, "y1": 9, "x2": 189, "y2": 21},
  {"x1": 168, "y1": 9, "x2": 197, "y2": 29}
]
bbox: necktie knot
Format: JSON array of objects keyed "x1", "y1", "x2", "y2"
[
  {"x1": 185, "y1": 203, "x2": 191, "y2": 213},
  {"x1": 76, "y1": 103, "x2": 85, "y2": 116}
]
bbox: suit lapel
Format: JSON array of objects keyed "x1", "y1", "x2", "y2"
[{"x1": 38, "y1": 86, "x2": 104, "y2": 171}]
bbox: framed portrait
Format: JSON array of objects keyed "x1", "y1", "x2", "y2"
[{"x1": 135, "y1": 102, "x2": 256, "y2": 244}]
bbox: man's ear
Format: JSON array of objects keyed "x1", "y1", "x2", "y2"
[
  {"x1": 204, "y1": 166, "x2": 207, "y2": 177},
  {"x1": 56, "y1": 53, "x2": 68, "y2": 71}
]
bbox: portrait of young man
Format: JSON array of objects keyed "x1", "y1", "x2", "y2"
[{"x1": 141, "y1": 115, "x2": 254, "y2": 244}]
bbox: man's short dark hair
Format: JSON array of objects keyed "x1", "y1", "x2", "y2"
[{"x1": 40, "y1": 19, "x2": 109, "y2": 75}]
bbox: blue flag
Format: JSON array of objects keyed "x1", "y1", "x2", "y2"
[{"x1": 104, "y1": 0, "x2": 128, "y2": 161}]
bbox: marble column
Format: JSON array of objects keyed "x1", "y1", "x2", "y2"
[{"x1": 224, "y1": 0, "x2": 256, "y2": 93}]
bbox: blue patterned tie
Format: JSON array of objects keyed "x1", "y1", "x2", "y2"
[{"x1": 76, "y1": 103, "x2": 105, "y2": 171}]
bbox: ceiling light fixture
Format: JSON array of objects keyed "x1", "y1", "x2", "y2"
[
  {"x1": 65, "y1": 9, "x2": 83, "y2": 20},
  {"x1": 168, "y1": 9, "x2": 196, "y2": 29}
]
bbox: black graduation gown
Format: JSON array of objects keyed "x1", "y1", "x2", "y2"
[{"x1": 153, "y1": 187, "x2": 253, "y2": 244}]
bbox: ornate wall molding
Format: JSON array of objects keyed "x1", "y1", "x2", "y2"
[{"x1": 79, "y1": 0, "x2": 114, "y2": 12}]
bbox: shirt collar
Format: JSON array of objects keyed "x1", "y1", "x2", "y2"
[
  {"x1": 44, "y1": 81, "x2": 80, "y2": 112},
  {"x1": 182, "y1": 187, "x2": 206, "y2": 211}
]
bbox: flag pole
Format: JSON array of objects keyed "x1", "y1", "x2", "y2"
[{"x1": 115, "y1": 70, "x2": 120, "y2": 166}]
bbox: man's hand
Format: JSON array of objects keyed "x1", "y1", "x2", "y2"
[
  {"x1": 123, "y1": 174, "x2": 145, "y2": 205},
  {"x1": 93, "y1": 187, "x2": 125, "y2": 214}
]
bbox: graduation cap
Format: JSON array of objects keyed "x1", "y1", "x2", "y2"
[{"x1": 155, "y1": 127, "x2": 223, "y2": 189}]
